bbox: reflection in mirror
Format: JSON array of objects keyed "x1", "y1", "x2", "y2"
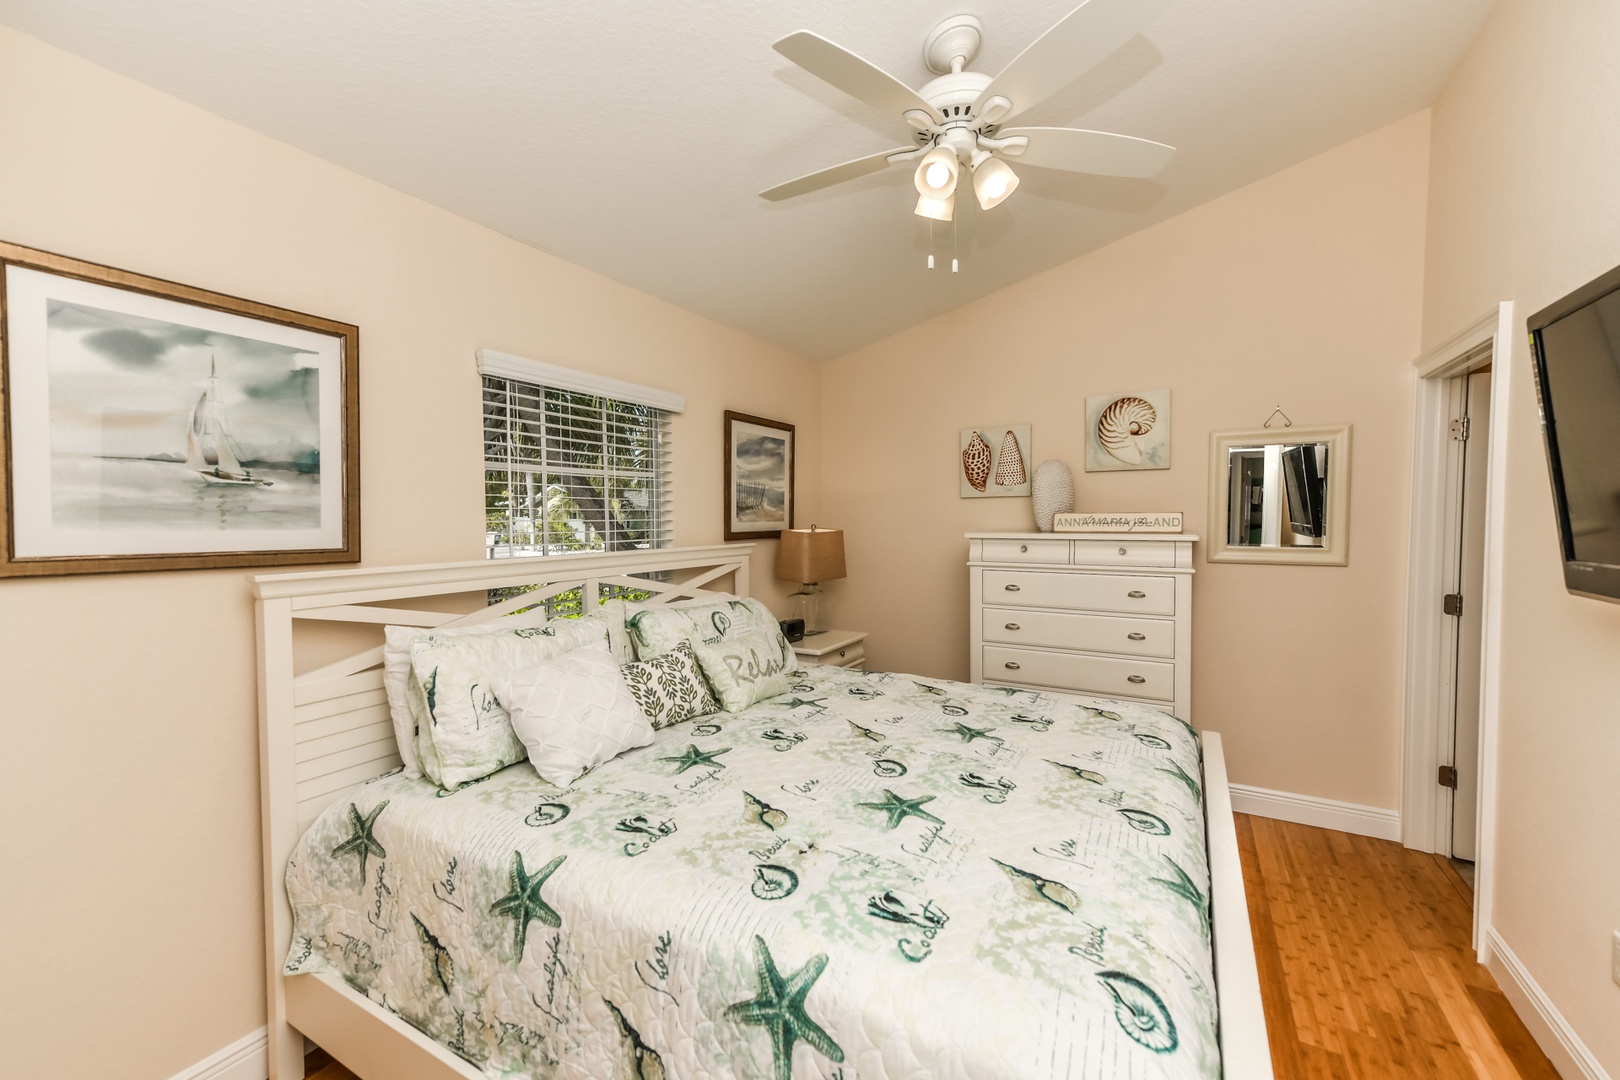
[{"x1": 1226, "y1": 443, "x2": 1330, "y2": 548}]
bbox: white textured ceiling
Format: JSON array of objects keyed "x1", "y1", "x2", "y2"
[{"x1": 0, "y1": 0, "x2": 1495, "y2": 359}]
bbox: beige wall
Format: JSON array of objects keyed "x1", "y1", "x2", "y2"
[
  {"x1": 821, "y1": 113, "x2": 1431, "y2": 810},
  {"x1": 1424, "y1": 0, "x2": 1620, "y2": 1069},
  {"x1": 0, "y1": 26, "x2": 819, "y2": 1080}
]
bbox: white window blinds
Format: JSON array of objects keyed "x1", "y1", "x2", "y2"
[{"x1": 479, "y1": 351, "x2": 677, "y2": 559}]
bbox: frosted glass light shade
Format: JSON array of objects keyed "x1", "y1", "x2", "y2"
[
  {"x1": 973, "y1": 157, "x2": 1020, "y2": 209},
  {"x1": 915, "y1": 193, "x2": 955, "y2": 221},
  {"x1": 913, "y1": 146, "x2": 960, "y2": 197}
]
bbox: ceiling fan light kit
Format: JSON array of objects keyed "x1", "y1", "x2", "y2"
[{"x1": 763, "y1": 0, "x2": 1178, "y2": 238}]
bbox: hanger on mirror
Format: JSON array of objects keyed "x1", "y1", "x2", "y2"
[{"x1": 1262, "y1": 405, "x2": 1293, "y2": 429}]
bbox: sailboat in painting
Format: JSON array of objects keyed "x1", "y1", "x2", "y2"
[{"x1": 184, "y1": 356, "x2": 273, "y2": 486}]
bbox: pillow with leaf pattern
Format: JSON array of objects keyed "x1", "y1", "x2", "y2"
[
  {"x1": 620, "y1": 640, "x2": 720, "y2": 728},
  {"x1": 625, "y1": 596, "x2": 777, "y2": 660}
]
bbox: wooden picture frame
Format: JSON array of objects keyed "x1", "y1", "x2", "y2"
[
  {"x1": 723, "y1": 410, "x2": 794, "y2": 541},
  {"x1": 0, "y1": 240, "x2": 360, "y2": 577}
]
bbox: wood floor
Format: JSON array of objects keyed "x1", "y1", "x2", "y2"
[
  {"x1": 307, "y1": 815, "x2": 1560, "y2": 1080},
  {"x1": 1240, "y1": 814, "x2": 1558, "y2": 1079}
]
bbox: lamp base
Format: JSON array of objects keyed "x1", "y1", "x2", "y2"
[{"x1": 788, "y1": 584, "x2": 824, "y2": 635}]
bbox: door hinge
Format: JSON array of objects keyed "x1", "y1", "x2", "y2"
[
  {"x1": 1450, "y1": 417, "x2": 1470, "y2": 441},
  {"x1": 1438, "y1": 765, "x2": 1459, "y2": 789},
  {"x1": 1443, "y1": 592, "x2": 1464, "y2": 616}
]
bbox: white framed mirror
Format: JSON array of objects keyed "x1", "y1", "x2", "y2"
[{"x1": 1207, "y1": 424, "x2": 1351, "y2": 565}]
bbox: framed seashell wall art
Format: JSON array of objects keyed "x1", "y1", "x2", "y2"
[
  {"x1": 960, "y1": 424, "x2": 1032, "y2": 498},
  {"x1": 1085, "y1": 390, "x2": 1170, "y2": 472}
]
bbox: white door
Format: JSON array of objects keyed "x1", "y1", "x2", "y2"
[{"x1": 1451, "y1": 370, "x2": 1491, "y2": 861}]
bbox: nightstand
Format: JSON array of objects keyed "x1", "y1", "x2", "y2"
[{"x1": 791, "y1": 628, "x2": 867, "y2": 670}]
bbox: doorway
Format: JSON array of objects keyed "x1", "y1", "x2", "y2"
[{"x1": 1401, "y1": 301, "x2": 1514, "y2": 958}]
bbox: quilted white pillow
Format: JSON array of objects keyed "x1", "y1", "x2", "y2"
[{"x1": 494, "y1": 640, "x2": 655, "y2": 787}]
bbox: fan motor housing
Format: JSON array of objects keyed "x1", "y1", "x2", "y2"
[{"x1": 921, "y1": 71, "x2": 994, "y2": 125}]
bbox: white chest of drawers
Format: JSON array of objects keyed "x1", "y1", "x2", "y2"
[{"x1": 967, "y1": 532, "x2": 1197, "y2": 721}]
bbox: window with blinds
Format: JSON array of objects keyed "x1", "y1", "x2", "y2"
[{"x1": 483, "y1": 374, "x2": 672, "y2": 558}]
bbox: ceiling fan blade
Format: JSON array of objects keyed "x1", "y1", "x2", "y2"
[
  {"x1": 775, "y1": 31, "x2": 943, "y2": 124},
  {"x1": 997, "y1": 127, "x2": 1174, "y2": 178},
  {"x1": 760, "y1": 147, "x2": 916, "y2": 201},
  {"x1": 975, "y1": 0, "x2": 1173, "y2": 123}
]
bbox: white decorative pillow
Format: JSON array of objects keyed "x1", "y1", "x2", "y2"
[
  {"x1": 620, "y1": 640, "x2": 721, "y2": 728},
  {"x1": 407, "y1": 617, "x2": 605, "y2": 788},
  {"x1": 382, "y1": 609, "x2": 551, "y2": 780},
  {"x1": 624, "y1": 595, "x2": 774, "y2": 660},
  {"x1": 494, "y1": 640, "x2": 655, "y2": 788},
  {"x1": 688, "y1": 623, "x2": 796, "y2": 713}
]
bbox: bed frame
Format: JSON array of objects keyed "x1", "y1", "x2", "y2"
[{"x1": 253, "y1": 544, "x2": 1273, "y2": 1079}]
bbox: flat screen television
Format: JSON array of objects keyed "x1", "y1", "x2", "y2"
[
  {"x1": 1528, "y1": 264, "x2": 1620, "y2": 604},
  {"x1": 1280, "y1": 445, "x2": 1326, "y2": 539}
]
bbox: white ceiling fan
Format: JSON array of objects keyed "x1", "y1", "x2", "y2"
[{"x1": 761, "y1": 0, "x2": 1176, "y2": 221}]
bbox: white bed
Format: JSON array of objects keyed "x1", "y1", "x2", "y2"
[{"x1": 253, "y1": 544, "x2": 1272, "y2": 1079}]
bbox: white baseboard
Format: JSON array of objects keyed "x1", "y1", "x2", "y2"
[
  {"x1": 1485, "y1": 928, "x2": 1612, "y2": 1080},
  {"x1": 1229, "y1": 783, "x2": 1401, "y2": 841},
  {"x1": 167, "y1": 1027, "x2": 268, "y2": 1080}
]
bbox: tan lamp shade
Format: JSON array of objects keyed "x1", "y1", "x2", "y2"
[{"x1": 775, "y1": 527, "x2": 846, "y2": 584}]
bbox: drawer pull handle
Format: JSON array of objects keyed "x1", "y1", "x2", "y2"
[
  {"x1": 1127, "y1": 632, "x2": 1147, "y2": 641},
  {"x1": 1005, "y1": 623, "x2": 1021, "y2": 631},
  {"x1": 1005, "y1": 584, "x2": 1021, "y2": 592},
  {"x1": 1127, "y1": 590, "x2": 1147, "y2": 599},
  {"x1": 838, "y1": 650, "x2": 847, "y2": 657},
  {"x1": 1019, "y1": 544, "x2": 1028, "y2": 553},
  {"x1": 1004, "y1": 662, "x2": 1022, "y2": 670},
  {"x1": 1118, "y1": 546, "x2": 1128, "y2": 555},
  {"x1": 1127, "y1": 675, "x2": 1147, "y2": 684}
]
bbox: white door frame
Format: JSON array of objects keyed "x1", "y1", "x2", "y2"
[{"x1": 1400, "y1": 301, "x2": 1514, "y2": 958}]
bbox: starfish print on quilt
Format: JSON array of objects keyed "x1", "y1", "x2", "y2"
[
  {"x1": 330, "y1": 800, "x2": 388, "y2": 881},
  {"x1": 725, "y1": 935, "x2": 844, "y2": 1080},
  {"x1": 856, "y1": 789, "x2": 944, "y2": 831},
  {"x1": 489, "y1": 852, "x2": 566, "y2": 960},
  {"x1": 660, "y1": 743, "x2": 732, "y2": 774}
]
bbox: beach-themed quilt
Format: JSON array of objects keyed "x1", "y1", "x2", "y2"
[{"x1": 285, "y1": 666, "x2": 1218, "y2": 1080}]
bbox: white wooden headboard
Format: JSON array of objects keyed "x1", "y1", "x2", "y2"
[{"x1": 252, "y1": 544, "x2": 754, "y2": 1079}]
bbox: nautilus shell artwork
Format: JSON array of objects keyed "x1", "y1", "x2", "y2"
[
  {"x1": 1085, "y1": 391, "x2": 1170, "y2": 472},
  {"x1": 962, "y1": 430, "x2": 992, "y2": 492},
  {"x1": 961, "y1": 425, "x2": 1033, "y2": 497},
  {"x1": 1097, "y1": 396, "x2": 1156, "y2": 465}
]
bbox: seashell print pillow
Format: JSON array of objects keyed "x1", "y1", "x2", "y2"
[
  {"x1": 620, "y1": 640, "x2": 721, "y2": 728},
  {"x1": 687, "y1": 623, "x2": 795, "y2": 713},
  {"x1": 406, "y1": 616, "x2": 606, "y2": 788},
  {"x1": 383, "y1": 607, "x2": 555, "y2": 780},
  {"x1": 623, "y1": 595, "x2": 775, "y2": 660}
]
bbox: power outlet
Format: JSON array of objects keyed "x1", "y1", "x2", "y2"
[{"x1": 1613, "y1": 931, "x2": 1620, "y2": 988}]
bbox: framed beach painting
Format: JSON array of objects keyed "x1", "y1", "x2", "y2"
[
  {"x1": 723, "y1": 410, "x2": 793, "y2": 541},
  {"x1": 0, "y1": 240, "x2": 360, "y2": 577}
]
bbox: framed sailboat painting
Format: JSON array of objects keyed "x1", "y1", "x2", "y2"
[{"x1": 0, "y1": 240, "x2": 360, "y2": 576}]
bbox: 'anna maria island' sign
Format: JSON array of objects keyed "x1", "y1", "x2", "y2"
[{"x1": 1054, "y1": 512, "x2": 1183, "y2": 534}]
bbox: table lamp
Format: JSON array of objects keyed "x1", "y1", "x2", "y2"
[{"x1": 775, "y1": 525, "x2": 845, "y2": 635}]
